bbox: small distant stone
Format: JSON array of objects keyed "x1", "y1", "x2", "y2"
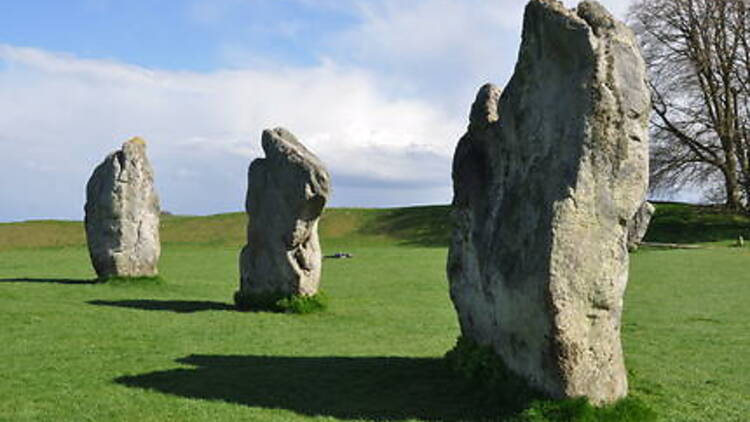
[
  {"x1": 627, "y1": 201, "x2": 655, "y2": 251},
  {"x1": 85, "y1": 137, "x2": 161, "y2": 279}
]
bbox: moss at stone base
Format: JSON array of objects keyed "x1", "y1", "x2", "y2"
[
  {"x1": 444, "y1": 337, "x2": 656, "y2": 421},
  {"x1": 100, "y1": 275, "x2": 164, "y2": 284},
  {"x1": 234, "y1": 290, "x2": 327, "y2": 314},
  {"x1": 445, "y1": 336, "x2": 542, "y2": 410}
]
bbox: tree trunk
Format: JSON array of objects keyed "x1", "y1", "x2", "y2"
[{"x1": 723, "y1": 166, "x2": 744, "y2": 210}]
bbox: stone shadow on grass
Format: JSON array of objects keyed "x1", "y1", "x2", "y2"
[
  {"x1": 0, "y1": 277, "x2": 98, "y2": 285},
  {"x1": 88, "y1": 299, "x2": 235, "y2": 313},
  {"x1": 115, "y1": 354, "x2": 528, "y2": 421}
]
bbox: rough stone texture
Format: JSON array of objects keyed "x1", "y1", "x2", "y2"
[
  {"x1": 85, "y1": 137, "x2": 161, "y2": 279},
  {"x1": 447, "y1": 0, "x2": 650, "y2": 404},
  {"x1": 237, "y1": 128, "x2": 331, "y2": 299},
  {"x1": 627, "y1": 201, "x2": 655, "y2": 251}
]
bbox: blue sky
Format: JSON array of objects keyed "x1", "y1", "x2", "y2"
[
  {"x1": 0, "y1": 0, "x2": 634, "y2": 222},
  {"x1": 1, "y1": 0, "x2": 357, "y2": 70}
]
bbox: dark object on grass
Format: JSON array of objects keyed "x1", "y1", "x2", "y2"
[
  {"x1": 324, "y1": 252, "x2": 354, "y2": 259},
  {"x1": 640, "y1": 242, "x2": 702, "y2": 250}
]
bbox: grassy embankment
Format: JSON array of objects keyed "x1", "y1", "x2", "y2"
[{"x1": 0, "y1": 203, "x2": 748, "y2": 421}]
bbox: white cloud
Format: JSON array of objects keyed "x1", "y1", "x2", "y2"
[
  {"x1": 331, "y1": 0, "x2": 523, "y2": 114},
  {"x1": 329, "y1": 0, "x2": 634, "y2": 116},
  {"x1": 0, "y1": 44, "x2": 461, "y2": 221}
]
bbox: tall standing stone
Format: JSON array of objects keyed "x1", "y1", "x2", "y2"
[
  {"x1": 236, "y1": 128, "x2": 331, "y2": 306},
  {"x1": 447, "y1": 0, "x2": 650, "y2": 404},
  {"x1": 85, "y1": 137, "x2": 161, "y2": 279}
]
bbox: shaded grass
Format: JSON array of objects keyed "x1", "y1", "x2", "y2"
[
  {"x1": 0, "y1": 277, "x2": 97, "y2": 285},
  {"x1": 643, "y1": 202, "x2": 750, "y2": 244},
  {"x1": 115, "y1": 354, "x2": 510, "y2": 421},
  {"x1": 356, "y1": 205, "x2": 452, "y2": 247},
  {"x1": 87, "y1": 299, "x2": 236, "y2": 313}
]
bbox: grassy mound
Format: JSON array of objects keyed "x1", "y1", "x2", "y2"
[{"x1": 2, "y1": 201, "x2": 749, "y2": 251}]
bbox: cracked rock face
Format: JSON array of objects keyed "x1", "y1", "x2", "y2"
[
  {"x1": 85, "y1": 138, "x2": 161, "y2": 279},
  {"x1": 238, "y1": 128, "x2": 331, "y2": 298},
  {"x1": 447, "y1": 0, "x2": 650, "y2": 404}
]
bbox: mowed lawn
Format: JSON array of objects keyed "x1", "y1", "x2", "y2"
[{"x1": 0, "y1": 204, "x2": 748, "y2": 421}]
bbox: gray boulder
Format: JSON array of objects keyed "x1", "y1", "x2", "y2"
[
  {"x1": 85, "y1": 137, "x2": 161, "y2": 279},
  {"x1": 627, "y1": 201, "x2": 655, "y2": 251},
  {"x1": 237, "y1": 128, "x2": 331, "y2": 304},
  {"x1": 447, "y1": 0, "x2": 650, "y2": 404}
]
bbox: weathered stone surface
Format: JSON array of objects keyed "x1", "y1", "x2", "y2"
[
  {"x1": 237, "y1": 128, "x2": 331, "y2": 300},
  {"x1": 447, "y1": 0, "x2": 650, "y2": 404},
  {"x1": 85, "y1": 137, "x2": 161, "y2": 279},
  {"x1": 627, "y1": 201, "x2": 655, "y2": 251}
]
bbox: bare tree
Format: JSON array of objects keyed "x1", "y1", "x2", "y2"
[{"x1": 629, "y1": 0, "x2": 750, "y2": 211}]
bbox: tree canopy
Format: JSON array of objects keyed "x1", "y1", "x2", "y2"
[{"x1": 629, "y1": 0, "x2": 750, "y2": 210}]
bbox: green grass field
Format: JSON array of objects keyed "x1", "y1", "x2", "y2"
[{"x1": 0, "y1": 203, "x2": 748, "y2": 421}]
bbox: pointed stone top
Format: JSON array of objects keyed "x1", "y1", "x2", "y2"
[
  {"x1": 577, "y1": 1, "x2": 616, "y2": 33},
  {"x1": 122, "y1": 137, "x2": 147, "y2": 155},
  {"x1": 261, "y1": 127, "x2": 325, "y2": 170},
  {"x1": 119, "y1": 137, "x2": 149, "y2": 163},
  {"x1": 527, "y1": 0, "x2": 617, "y2": 34}
]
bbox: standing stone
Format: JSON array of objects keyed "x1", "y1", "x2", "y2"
[
  {"x1": 85, "y1": 137, "x2": 161, "y2": 279},
  {"x1": 236, "y1": 128, "x2": 331, "y2": 305},
  {"x1": 447, "y1": 0, "x2": 650, "y2": 405},
  {"x1": 627, "y1": 201, "x2": 655, "y2": 251}
]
